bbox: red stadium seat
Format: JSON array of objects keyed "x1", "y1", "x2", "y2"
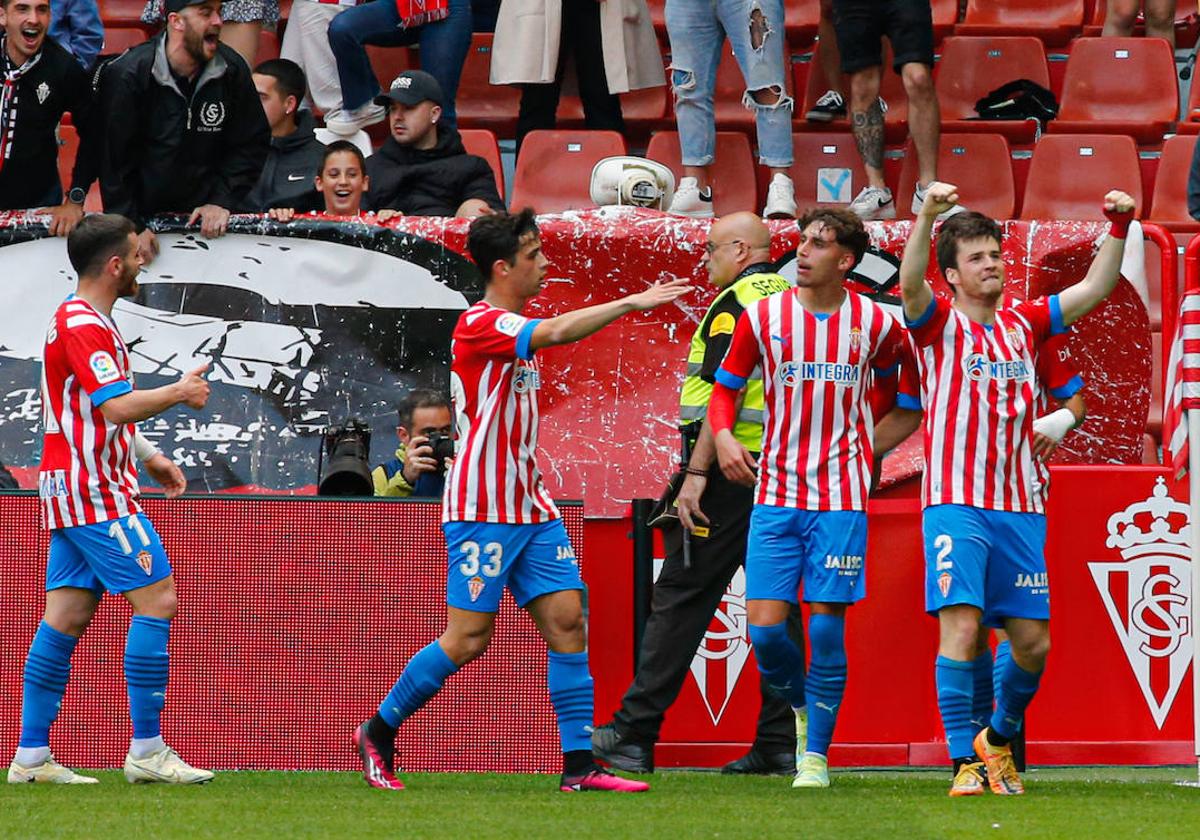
[
  {"x1": 931, "y1": 0, "x2": 960, "y2": 40},
  {"x1": 458, "y1": 128, "x2": 505, "y2": 200},
  {"x1": 102, "y1": 26, "x2": 148, "y2": 55},
  {"x1": 99, "y1": 0, "x2": 149, "y2": 27},
  {"x1": 366, "y1": 46, "x2": 418, "y2": 91},
  {"x1": 1084, "y1": 0, "x2": 1200, "y2": 45},
  {"x1": 646, "y1": 0, "x2": 665, "y2": 38},
  {"x1": 254, "y1": 30, "x2": 281, "y2": 65},
  {"x1": 1020, "y1": 134, "x2": 1143, "y2": 221},
  {"x1": 557, "y1": 84, "x2": 670, "y2": 143},
  {"x1": 896, "y1": 133, "x2": 1015, "y2": 220},
  {"x1": 455, "y1": 34, "x2": 523, "y2": 136},
  {"x1": 934, "y1": 36, "x2": 1049, "y2": 145},
  {"x1": 509, "y1": 130, "x2": 627, "y2": 213},
  {"x1": 1148, "y1": 135, "x2": 1200, "y2": 230},
  {"x1": 798, "y1": 40, "x2": 908, "y2": 142},
  {"x1": 645, "y1": 130, "x2": 757, "y2": 215},
  {"x1": 957, "y1": 0, "x2": 1085, "y2": 46},
  {"x1": 1048, "y1": 37, "x2": 1177, "y2": 144},
  {"x1": 783, "y1": 0, "x2": 820, "y2": 48},
  {"x1": 56, "y1": 125, "x2": 102, "y2": 213},
  {"x1": 774, "y1": 133, "x2": 868, "y2": 214}
]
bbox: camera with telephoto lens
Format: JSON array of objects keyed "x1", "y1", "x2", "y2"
[
  {"x1": 425, "y1": 432, "x2": 456, "y2": 472},
  {"x1": 317, "y1": 417, "x2": 372, "y2": 496}
]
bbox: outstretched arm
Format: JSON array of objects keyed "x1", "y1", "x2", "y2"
[
  {"x1": 529, "y1": 277, "x2": 690, "y2": 351},
  {"x1": 1057, "y1": 191, "x2": 1137, "y2": 327},
  {"x1": 99, "y1": 365, "x2": 211, "y2": 425},
  {"x1": 900, "y1": 183, "x2": 959, "y2": 321}
]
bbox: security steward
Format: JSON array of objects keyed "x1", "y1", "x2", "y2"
[{"x1": 593, "y1": 212, "x2": 805, "y2": 775}]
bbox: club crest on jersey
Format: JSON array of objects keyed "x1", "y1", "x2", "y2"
[
  {"x1": 36, "y1": 82, "x2": 50, "y2": 104},
  {"x1": 89, "y1": 351, "x2": 121, "y2": 384},
  {"x1": 1005, "y1": 326, "x2": 1023, "y2": 348},
  {"x1": 513, "y1": 363, "x2": 541, "y2": 393},
  {"x1": 494, "y1": 313, "x2": 527, "y2": 337},
  {"x1": 962, "y1": 353, "x2": 1031, "y2": 382},
  {"x1": 1089, "y1": 477, "x2": 1193, "y2": 728},
  {"x1": 467, "y1": 575, "x2": 485, "y2": 602},
  {"x1": 938, "y1": 571, "x2": 952, "y2": 597},
  {"x1": 136, "y1": 550, "x2": 153, "y2": 576},
  {"x1": 848, "y1": 326, "x2": 863, "y2": 351},
  {"x1": 776, "y1": 360, "x2": 859, "y2": 388}
]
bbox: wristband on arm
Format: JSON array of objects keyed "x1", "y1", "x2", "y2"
[
  {"x1": 133, "y1": 431, "x2": 160, "y2": 463},
  {"x1": 1032, "y1": 407, "x2": 1076, "y2": 443}
]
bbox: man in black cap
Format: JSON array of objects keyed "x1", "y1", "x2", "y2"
[
  {"x1": 365, "y1": 69, "x2": 504, "y2": 219},
  {"x1": 93, "y1": 0, "x2": 269, "y2": 262}
]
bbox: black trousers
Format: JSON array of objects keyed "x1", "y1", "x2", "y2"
[
  {"x1": 514, "y1": 0, "x2": 626, "y2": 153},
  {"x1": 613, "y1": 468, "x2": 805, "y2": 753}
]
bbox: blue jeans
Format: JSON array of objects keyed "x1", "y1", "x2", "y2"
[
  {"x1": 665, "y1": 0, "x2": 793, "y2": 167},
  {"x1": 328, "y1": 0, "x2": 473, "y2": 125}
]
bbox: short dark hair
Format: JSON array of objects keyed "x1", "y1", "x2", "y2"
[
  {"x1": 935, "y1": 211, "x2": 1003, "y2": 278},
  {"x1": 253, "y1": 58, "x2": 307, "y2": 105},
  {"x1": 397, "y1": 389, "x2": 451, "y2": 430},
  {"x1": 796, "y1": 208, "x2": 868, "y2": 266},
  {"x1": 320, "y1": 140, "x2": 367, "y2": 174},
  {"x1": 467, "y1": 209, "x2": 539, "y2": 282},
  {"x1": 67, "y1": 214, "x2": 136, "y2": 278}
]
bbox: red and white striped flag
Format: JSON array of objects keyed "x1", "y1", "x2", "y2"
[{"x1": 1164, "y1": 289, "x2": 1200, "y2": 477}]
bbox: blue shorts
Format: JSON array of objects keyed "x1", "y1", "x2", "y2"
[
  {"x1": 47, "y1": 514, "x2": 173, "y2": 596},
  {"x1": 443, "y1": 519, "x2": 583, "y2": 612},
  {"x1": 745, "y1": 505, "x2": 867, "y2": 604},
  {"x1": 923, "y1": 504, "x2": 1049, "y2": 627}
]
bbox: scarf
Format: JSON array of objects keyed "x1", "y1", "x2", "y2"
[
  {"x1": 0, "y1": 35, "x2": 43, "y2": 174},
  {"x1": 395, "y1": 0, "x2": 449, "y2": 28}
]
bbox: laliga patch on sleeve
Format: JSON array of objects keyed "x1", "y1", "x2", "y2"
[
  {"x1": 494, "y1": 313, "x2": 528, "y2": 337},
  {"x1": 89, "y1": 351, "x2": 121, "y2": 384},
  {"x1": 708, "y1": 312, "x2": 736, "y2": 337}
]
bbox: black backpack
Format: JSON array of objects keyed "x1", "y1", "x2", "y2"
[{"x1": 973, "y1": 79, "x2": 1060, "y2": 125}]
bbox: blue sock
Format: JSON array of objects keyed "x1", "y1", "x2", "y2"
[
  {"x1": 125, "y1": 616, "x2": 170, "y2": 740},
  {"x1": 547, "y1": 650, "x2": 594, "y2": 753},
  {"x1": 19, "y1": 622, "x2": 79, "y2": 748},
  {"x1": 991, "y1": 655, "x2": 1042, "y2": 741},
  {"x1": 805, "y1": 613, "x2": 847, "y2": 757},
  {"x1": 935, "y1": 656, "x2": 975, "y2": 760},
  {"x1": 748, "y1": 621, "x2": 807, "y2": 708},
  {"x1": 992, "y1": 640, "x2": 1016, "y2": 731},
  {"x1": 378, "y1": 641, "x2": 459, "y2": 728},
  {"x1": 970, "y1": 648, "x2": 994, "y2": 732}
]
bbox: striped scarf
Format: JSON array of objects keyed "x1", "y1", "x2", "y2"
[
  {"x1": 395, "y1": 0, "x2": 448, "y2": 28},
  {"x1": 0, "y1": 35, "x2": 42, "y2": 174}
]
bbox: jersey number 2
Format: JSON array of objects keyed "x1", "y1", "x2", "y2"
[
  {"x1": 460, "y1": 541, "x2": 503, "y2": 577},
  {"x1": 108, "y1": 516, "x2": 151, "y2": 555}
]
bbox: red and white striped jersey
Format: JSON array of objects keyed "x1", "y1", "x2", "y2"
[
  {"x1": 907, "y1": 294, "x2": 1064, "y2": 513},
  {"x1": 443, "y1": 301, "x2": 558, "y2": 524},
  {"x1": 38, "y1": 296, "x2": 140, "y2": 529},
  {"x1": 717, "y1": 290, "x2": 905, "y2": 511}
]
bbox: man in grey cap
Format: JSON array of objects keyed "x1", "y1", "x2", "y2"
[{"x1": 365, "y1": 70, "x2": 504, "y2": 218}]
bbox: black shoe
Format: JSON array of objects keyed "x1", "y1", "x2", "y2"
[
  {"x1": 591, "y1": 723, "x2": 654, "y2": 773},
  {"x1": 721, "y1": 748, "x2": 795, "y2": 776},
  {"x1": 805, "y1": 89, "x2": 845, "y2": 122}
]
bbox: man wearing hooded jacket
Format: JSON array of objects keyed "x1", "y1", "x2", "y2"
[{"x1": 365, "y1": 70, "x2": 503, "y2": 218}]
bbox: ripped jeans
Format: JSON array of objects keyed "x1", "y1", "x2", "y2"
[{"x1": 665, "y1": 0, "x2": 793, "y2": 168}]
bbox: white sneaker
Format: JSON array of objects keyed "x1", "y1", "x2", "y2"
[
  {"x1": 912, "y1": 182, "x2": 968, "y2": 219},
  {"x1": 668, "y1": 177, "x2": 714, "y2": 218},
  {"x1": 124, "y1": 746, "x2": 214, "y2": 785},
  {"x1": 848, "y1": 185, "x2": 896, "y2": 221},
  {"x1": 764, "y1": 173, "x2": 797, "y2": 219},
  {"x1": 8, "y1": 755, "x2": 98, "y2": 784},
  {"x1": 794, "y1": 706, "x2": 808, "y2": 772},
  {"x1": 323, "y1": 103, "x2": 385, "y2": 137}
]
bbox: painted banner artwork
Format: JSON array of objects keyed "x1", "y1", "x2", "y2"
[{"x1": 0, "y1": 210, "x2": 1154, "y2": 516}]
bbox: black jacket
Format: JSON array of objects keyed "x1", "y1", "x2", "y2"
[
  {"x1": 366, "y1": 125, "x2": 504, "y2": 216},
  {"x1": 242, "y1": 109, "x2": 327, "y2": 212},
  {"x1": 95, "y1": 34, "x2": 270, "y2": 227},
  {"x1": 0, "y1": 36, "x2": 95, "y2": 210}
]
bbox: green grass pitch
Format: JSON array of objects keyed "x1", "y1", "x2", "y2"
[{"x1": 4, "y1": 768, "x2": 1200, "y2": 839}]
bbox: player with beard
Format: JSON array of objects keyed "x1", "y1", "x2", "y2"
[
  {"x1": 94, "y1": 0, "x2": 269, "y2": 263},
  {"x1": 8, "y1": 214, "x2": 213, "y2": 785}
]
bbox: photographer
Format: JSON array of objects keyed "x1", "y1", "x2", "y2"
[{"x1": 372, "y1": 389, "x2": 454, "y2": 498}]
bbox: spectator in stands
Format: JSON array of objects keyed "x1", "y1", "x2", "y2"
[
  {"x1": 96, "y1": 0, "x2": 270, "y2": 261},
  {"x1": 324, "y1": 0, "x2": 471, "y2": 136},
  {"x1": 804, "y1": 0, "x2": 887, "y2": 123},
  {"x1": 366, "y1": 70, "x2": 504, "y2": 218},
  {"x1": 142, "y1": 0, "x2": 278, "y2": 68},
  {"x1": 266, "y1": 139, "x2": 400, "y2": 219},
  {"x1": 371, "y1": 389, "x2": 453, "y2": 498},
  {"x1": 243, "y1": 58, "x2": 327, "y2": 211},
  {"x1": 490, "y1": 0, "x2": 664, "y2": 153},
  {"x1": 1103, "y1": 0, "x2": 1176, "y2": 49},
  {"x1": 831, "y1": 0, "x2": 948, "y2": 221},
  {"x1": 48, "y1": 0, "x2": 102, "y2": 69},
  {"x1": 663, "y1": 0, "x2": 797, "y2": 219},
  {"x1": 0, "y1": 0, "x2": 96, "y2": 235}
]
